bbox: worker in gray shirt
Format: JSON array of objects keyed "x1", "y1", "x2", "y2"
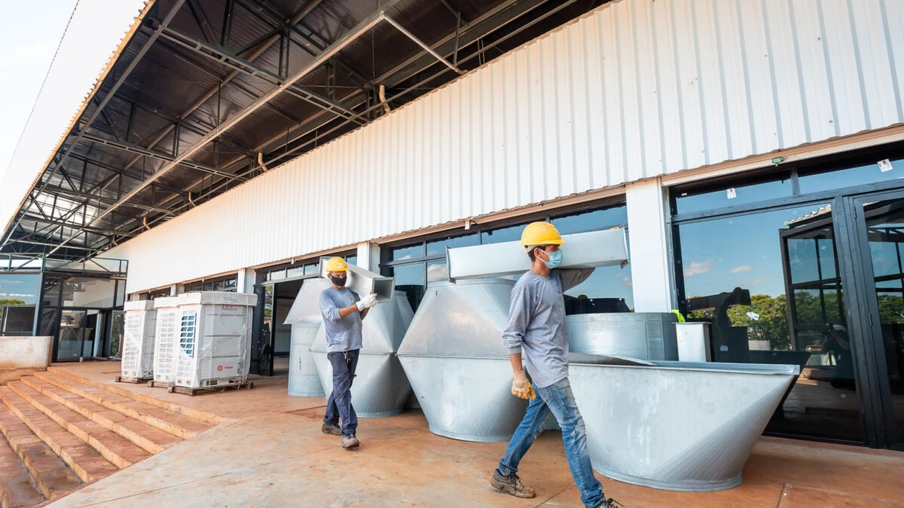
[
  {"x1": 319, "y1": 257, "x2": 377, "y2": 449},
  {"x1": 490, "y1": 222, "x2": 620, "y2": 508}
]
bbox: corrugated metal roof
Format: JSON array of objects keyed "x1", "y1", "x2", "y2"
[{"x1": 0, "y1": 0, "x2": 153, "y2": 238}]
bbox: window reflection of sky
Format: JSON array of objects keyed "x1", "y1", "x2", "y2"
[
  {"x1": 679, "y1": 205, "x2": 832, "y2": 299},
  {"x1": 0, "y1": 274, "x2": 40, "y2": 305},
  {"x1": 676, "y1": 177, "x2": 792, "y2": 215}
]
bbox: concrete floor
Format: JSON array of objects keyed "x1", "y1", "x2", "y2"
[{"x1": 47, "y1": 362, "x2": 904, "y2": 508}]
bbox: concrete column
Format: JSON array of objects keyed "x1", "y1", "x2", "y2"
[
  {"x1": 356, "y1": 243, "x2": 381, "y2": 272},
  {"x1": 169, "y1": 284, "x2": 178, "y2": 296},
  {"x1": 236, "y1": 268, "x2": 255, "y2": 293},
  {"x1": 626, "y1": 177, "x2": 676, "y2": 313}
]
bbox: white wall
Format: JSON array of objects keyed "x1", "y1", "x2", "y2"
[
  {"x1": 105, "y1": 0, "x2": 904, "y2": 293},
  {"x1": 626, "y1": 179, "x2": 675, "y2": 312}
]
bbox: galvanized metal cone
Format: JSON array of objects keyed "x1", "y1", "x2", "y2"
[{"x1": 398, "y1": 280, "x2": 529, "y2": 442}]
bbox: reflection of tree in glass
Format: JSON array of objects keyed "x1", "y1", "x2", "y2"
[
  {"x1": 0, "y1": 299, "x2": 26, "y2": 306},
  {"x1": 877, "y1": 294, "x2": 904, "y2": 325},
  {"x1": 727, "y1": 294, "x2": 791, "y2": 351}
]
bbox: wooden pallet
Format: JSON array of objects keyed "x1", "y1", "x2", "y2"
[
  {"x1": 115, "y1": 376, "x2": 152, "y2": 384},
  {"x1": 146, "y1": 381, "x2": 172, "y2": 389},
  {"x1": 166, "y1": 382, "x2": 254, "y2": 397}
]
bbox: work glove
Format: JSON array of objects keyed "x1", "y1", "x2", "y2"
[
  {"x1": 356, "y1": 293, "x2": 378, "y2": 311},
  {"x1": 511, "y1": 370, "x2": 536, "y2": 400}
]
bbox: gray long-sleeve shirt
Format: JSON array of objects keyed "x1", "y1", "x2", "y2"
[
  {"x1": 319, "y1": 287, "x2": 363, "y2": 353},
  {"x1": 502, "y1": 268, "x2": 594, "y2": 388}
]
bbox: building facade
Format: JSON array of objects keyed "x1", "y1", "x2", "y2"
[{"x1": 4, "y1": 0, "x2": 903, "y2": 450}]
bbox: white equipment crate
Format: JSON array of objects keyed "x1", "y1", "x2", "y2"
[
  {"x1": 121, "y1": 300, "x2": 156, "y2": 380},
  {"x1": 174, "y1": 292, "x2": 256, "y2": 389},
  {"x1": 152, "y1": 297, "x2": 181, "y2": 384}
]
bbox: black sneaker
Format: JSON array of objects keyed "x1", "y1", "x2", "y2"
[
  {"x1": 342, "y1": 434, "x2": 360, "y2": 449},
  {"x1": 595, "y1": 497, "x2": 623, "y2": 508},
  {"x1": 490, "y1": 471, "x2": 536, "y2": 499},
  {"x1": 321, "y1": 423, "x2": 342, "y2": 436}
]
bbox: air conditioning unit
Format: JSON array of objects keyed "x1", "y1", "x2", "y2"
[
  {"x1": 121, "y1": 300, "x2": 156, "y2": 380},
  {"x1": 152, "y1": 297, "x2": 180, "y2": 384},
  {"x1": 173, "y1": 292, "x2": 256, "y2": 389}
]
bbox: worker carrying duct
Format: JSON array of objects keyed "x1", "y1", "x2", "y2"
[
  {"x1": 490, "y1": 222, "x2": 621, "y2": 508},
  {"x1": 318, "y1": 257, "x2": 378, "y2": 450}
]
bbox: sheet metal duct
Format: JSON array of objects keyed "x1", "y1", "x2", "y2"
[
  {"x1": 319, "y1": 259, "x2": 396, "y2": 302},
  {"x1": 447, "y1": 229, "x2": 628, "y2": 280},
  {"x1": 568, "y1": 358, "x2": 798, "y2": 492},
  {"x1": 397, "y1": 279, "x2": 529, "y2": 442},
  {"x1": 567, "y1": 313, "x2": 678, "y2": 361},
  {"x1": 284, "y1": 278, "x2": 331, "y2": 397},
  {"x1": 309, "y1": 291, "x2": 413, "y2": 417}
]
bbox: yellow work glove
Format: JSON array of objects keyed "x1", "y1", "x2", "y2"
[{"x1": 511, "y1": 370, "x2": 536, "y2": 400}]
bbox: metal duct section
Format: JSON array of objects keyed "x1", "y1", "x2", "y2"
[
  {"x1": 309, "y1": 290, "x2": 413, "y2": 417},
  {"x1": 567, "y1": 313, "x2": 679, "y2": 360},
  {"x1": 568, "y1": 358, "x2": 798, "y2": 492},
  {"x1": 397, "y1": 279, "x2": 529, "y2": 442},
  {"x1": 284, "y1": 278, "x2": 331, "y2": 397}
]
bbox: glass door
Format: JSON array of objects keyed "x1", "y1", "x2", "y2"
[
  {"x1": 107, "y1": 310, "x2": 124, "y2": 358},
  {"x1": 847, "y1": 193, "x2": 904, "y2": 449},
  {"x1": 57, "y1": 310, "x2": 88, "y2": 362}
]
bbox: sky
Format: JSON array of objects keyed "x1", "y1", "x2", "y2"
[{"x1": 0, "y1": 0, "x2": 79, "y2": 177}]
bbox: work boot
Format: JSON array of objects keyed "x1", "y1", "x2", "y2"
[
  {"x1": 321, "y1": 423, "x2": 342, "y2": 436},
  {"x1": 342, "y1": 434, "x2": 360, "y2": 449},
  {"x1": 595, "y1": 497, "x2": 623, "y2": 508},
  {"x1": 490, "y1": 471, "x2": 536, "y2": 499}
]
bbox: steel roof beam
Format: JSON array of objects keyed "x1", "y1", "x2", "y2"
[
  {"x1": 158, "y1": 26, "x2": 367, "y2": 125},
  {"x1": 45, "y1": 2, "x2": 402, "y2": 258},
  {"x1": 81, "y1": 133, "x2": 244, "y2": 181},
  {"x1": 33, "y1": 0, "x2": 187, "y2": 198}
]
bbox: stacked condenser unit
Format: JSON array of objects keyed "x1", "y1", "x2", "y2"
[
  {"x1": 120, "y1": 300, "x2": 156, "y2": 381},
  {"x1": 151, "y1": 296, "x2": 180, "y2": 385},
  {"x1": 172, "y1": 292, "x2": 256, "y2": 389}
]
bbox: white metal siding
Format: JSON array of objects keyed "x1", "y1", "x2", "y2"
[{"x1": 106, "y1": 0, "x2": 904, "y2": 293}]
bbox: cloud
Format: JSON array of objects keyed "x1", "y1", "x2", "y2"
[
  {"x1": 683, "y1": 260, "x2": 713, "y2": 277},
  {"x1": 730, "y1": 265, "x2": 753, "y2": 274},
  {"x1": 743, "y1": 276, "x2": 773, "y2": 286}
]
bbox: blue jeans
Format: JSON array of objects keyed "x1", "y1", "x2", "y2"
[
  {"x1": 323, "y1": 349, "x2": 358, "y2": 436},
  {"x1": 496, "y1": 377, "x2": 604, "y2": 508}
]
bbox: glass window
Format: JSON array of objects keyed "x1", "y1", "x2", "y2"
[
  {"x1": 0, "y1": 273, "x2": 40, "y2": 306},
  {"x1": 287, "y1": 266, "x2": 305, "y2": 278},
  {"x1": 551, "y1": 206, "x2": 627, "y2": 234},
  {"x1": 480, "y1": 223, "x2": 530, "y2": 245},
  {"x1": 675, "y1": 202, "x2": 862, "y2": 442},
  {"x1": 391, "y1": 263, "x2": 426, "y2": 311},
  {"x1": 426, "y1": 234, "x2": 479, "y2": 257},
  {"x1": 62, "y1": 277, "x2": 117, "y2": 308},
  {"x1": 391, "y1": 244, "x2": 425, "y2": 262},
  {"x1": 346, "y1": 256, "x2": 357, "y2": 266},
  {"x1": 305, "y1": 263, "x2": 319, "y2": 276},
  {"x1": 115, "y1": 281, "x2": 125, "y2": 306},
  {"x1": 673, "y1": 173, "x2": 793, "y2": 215},
  {"x1": 798, "y1": 158, "x2": 904, "y2": 195},
  {"x1": 427, "y1": 260, "x2": 449, "y2": 283}
]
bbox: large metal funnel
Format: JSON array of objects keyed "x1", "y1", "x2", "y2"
[
  {"x1": 567, "y1": 313, "x2": 678, "y2": 360},
  {"x1": 309, "y1": 291, "x2": 413, "y2": 417},
  {"x1": 568, "y1": 358, "x2": 798, "y2": 492},
  {"x1": 397, "y1": 279, "x2": 529, "y2": 442},
  {"x1": 285, "y1": 279, "x2": 331, "y2": 397}
]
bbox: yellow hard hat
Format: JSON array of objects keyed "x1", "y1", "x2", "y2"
[
  {"x1": 520, "y1": 221, "x2": 566, "y2": 248},
  {"x1": 324, "y1": 257, "x2": 348, "y2": 273}
]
